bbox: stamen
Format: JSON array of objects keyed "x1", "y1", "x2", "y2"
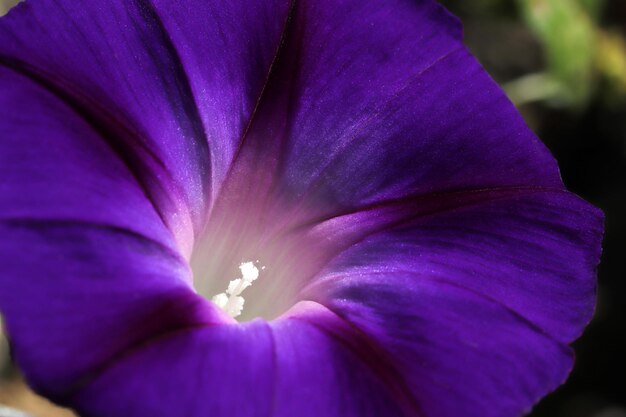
[{"x1": 212, "y1": 261, "x2": 261, "y2": 318}]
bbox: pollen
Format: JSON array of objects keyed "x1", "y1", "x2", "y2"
[{"x1": 211, "y1": 261, "x2": 261, "y2": 318}]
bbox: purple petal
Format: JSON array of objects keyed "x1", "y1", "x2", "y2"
[
  {"x1": 73, "y1": 321, "x2": 276, "y2": 417},
  {"x1": 192, "y1": 0, "x2": 572, "y2": 309},
  {"x1": 0, "y1": 67, "x2": 169, "y2": 248},
  {"x1": 305, "y1": 190, "x2": 603, "y2": 417},
  {"x1": 222, "y1": 0, "x2": 563, "y2": 221},
  {"x1": 0, "y1": 0, "x2": 291, "y2": 239},
  {"x1": 0, "y1": 220, "x2": 223, "y2": 402},
  {"x1": 0, "y1": 67, "x2": 225, "y2": 401},
  {"x1": 73, "y1": 307, "x2": 406, "y2": 417},
  {"x1": 315, "y1": 277, "x2": 573, "y2": 417},
  {"x1": 144, "y1": 0, "x2": 292, "y2": 201}
]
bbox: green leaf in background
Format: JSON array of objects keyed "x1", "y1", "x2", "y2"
[
  {"x1": 517, "y1": 0, "x2": 596, "y2": 106},
  {"x1": 597, "y1": 30, "x2": 626, "y2": 99}
]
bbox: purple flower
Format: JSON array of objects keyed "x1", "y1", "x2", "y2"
[{"x1": 0, "y1": 1, "x2": 603, "y2": 416}]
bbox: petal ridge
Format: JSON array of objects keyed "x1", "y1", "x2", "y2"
[
  {"x1": 283, "y1": 302, "x2": 423, "y2": 417},
  {"x1": 0, "y1": 55, "x2": 185, "y2": 231},
  {"x1": 132, "y1": 0, "x2": 213, "y2": 224},
  {"x1": 209, "y1": 0, "x2": 297, "y2": 217},
  {"x1": 285, "y1": 45, "x2": 466, "y2": 207}
]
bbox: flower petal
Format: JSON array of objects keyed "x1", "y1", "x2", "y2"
[
  {"x1": 0, "y1": 0, "x2": 291, "y2": 238},
  {"x1": 194, "y1": 0, "x2": 572, "y2": 308},
  {"x1": 226, "y1": 0, "x2": 563, "y2": 220},
  {"x1": 0, "y1": 221, "x2": 219, "y2": 401},
  {"x1": 305, "y1": 190, "x2": 603, "y2": 417},
  {"x1": 73, "y1": 308, "x2": 407, "y2": 417},
  {"x1": 0, "y1": 66, "x2": 223, "y2": 402},
  {"x1": 72, "y1": 321, "x2": 276, "y2": 417},
  {"x1": 269, "y1": 315, "x2": 406, "y2": 417},
  {"x1": 0, "y1": 66, "x2": 168, "y2": 246},
  {"x1": 315, "y1": 277, "x2": 573, "y2": 417},
  {"x1": 143, "y1": 0, "x2": 293, "y2": 201}
]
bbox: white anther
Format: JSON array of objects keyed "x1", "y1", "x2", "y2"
[
  {"x1": 212, "y1": 261, "x2": 261, "y2": 318},
  {"x1": 212, "y1": 293, "x2": 228, "y2": 309},
  {"x1": 240, "y1": 261, "x2": 260, "y2": 282}
]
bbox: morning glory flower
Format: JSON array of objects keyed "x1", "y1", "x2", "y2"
[{"x1": 0, "y1": 0, "x2": 603, "y2": 416}]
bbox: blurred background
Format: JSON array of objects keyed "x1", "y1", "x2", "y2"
[{"x1": 0, "y1": 0, "x2": 624, "y2": 416}]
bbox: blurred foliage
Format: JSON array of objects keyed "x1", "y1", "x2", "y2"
[
  {"x1": 517, "y1": 0, "x2": 596, "y2": 105},
  {"x1": 579, "y1": 0, "x2": 605, "y2": 18},
  {"x1": 514, "y1": 0, "x2": 626, "y2": 107},
  {"x1": 441, "y1": 0, "x2": 626, "y2": 108},
  {"x1": 596, "y1": 29, "x2": 626, "y2": 98}
]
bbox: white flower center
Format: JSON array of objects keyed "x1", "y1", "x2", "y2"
[{"x1": 211, "y1": 261, "x2": 264, "y2": 318}]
